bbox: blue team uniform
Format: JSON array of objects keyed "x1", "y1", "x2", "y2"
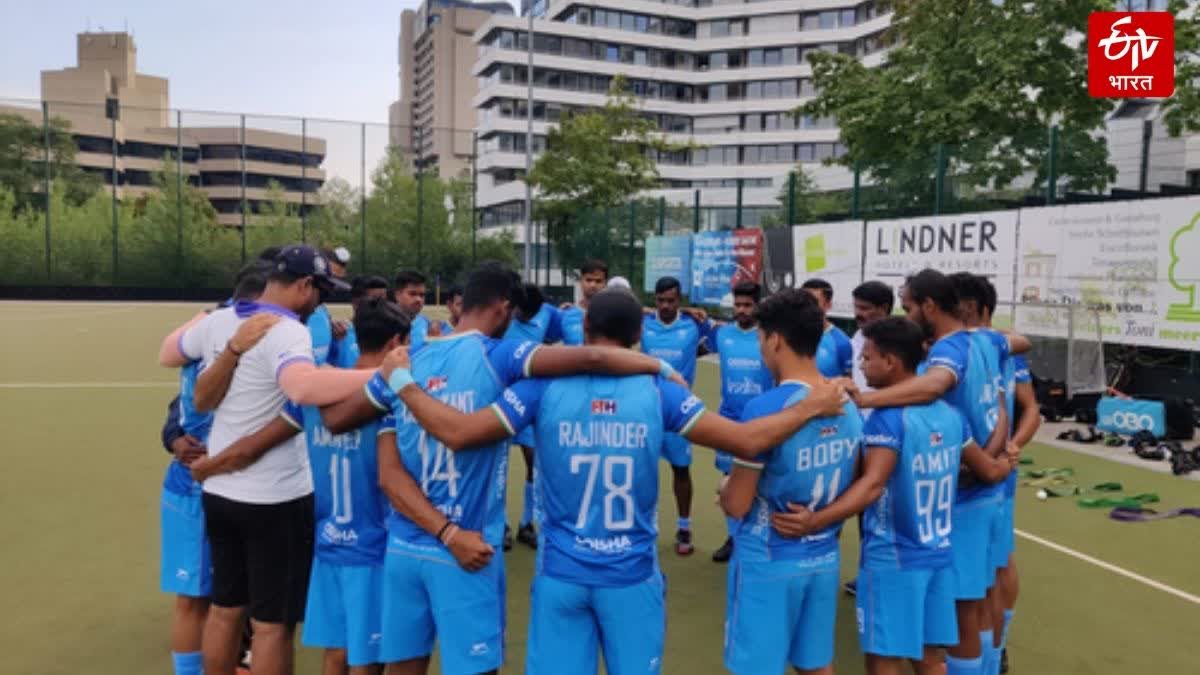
[
  {"x1": 160, "y1": 361, "x2": 214, "y2": 597},
  {"x1": 503, "y1": 303, "x2": 563, "y2": 448},
  {"x1": 492, "y1": 374, "x2": 705, "y2": 675},
  {"x1": 560, "y1": 305, "x2": 586, "y2": 346},
  {"x1": 815, "y1": 325, "x2": 853, "y2": 378},
  {"x1": 922, "y1": 330, "x2": 1005, "y2": 601},
  {"x1": 713, "y1": 324, "x2": 774, "y2": 473},
  {"x1": 283, "y1": 403, "x2": 391, "y2": 667},
  {"x1": 438, "y1": 319, "x2": 454, "y2": 336},
  {"x1": 856, "y1": 403, "x2": 972, "y2": 659},
  {"x1": 725, "y1": 382, "x2": 863, "y2": 674},
  {"x1": 308, "y1": 305, "x2": 334, "y2": 366},
  {"x1": 409, "y1": 315, "x2": 432, "y2": 352},
  {"x1": 641, "y1": 313, "x2": 712, "y2": 467},
  {"x1": 327, "y1": 323, "x2": 360, "y2": 369},
  {"x1": 992, "y1": 353, "x2": 1028, "y2": 572},
  {"x1": 378, "y1": 331, "x2": 538, "y2": 673}
]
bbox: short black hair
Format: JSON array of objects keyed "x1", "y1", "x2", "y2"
[
  {"x1": 256, "y1": 246, "x2": 283, "y2": 262},
  {"x1": 654, "y1": 276, "x2": 682, "y2": 295},
  {"x1": 463, "y1": 263, "x2": 523, "y2": 313},
  {"x1": 754, "y1": 289, "x2": 824, "y2": 357},
  {"x1": 580, "y1": 259, "x2": 609, "y2": 278},
  {"x1": 353, "y1": 298, "x2": 411, "y2": 353},
  {"x1": 800, "y1": 278, "x2": 834, "y2": 302},
  {"x1": 852, "y1": 280, "x2": 894, "y2": 314},
  {"x1": 517, "y1": 283, "x2": 545, "y2": 319},
  {"x1": 584, "y1": 289, "x2": 644, "y2": 347},
  {"x1": 904, "y1": 268, "x2": 958, "y2": 314},
  {"x1": 394, "y1": 270, "x2": 426, "y2": 290},
  {"x1": 232, "y1": 260, "x2": 273, "y2": 300},
  {"x1": 445, "y1": 285, "x2": 464, "y2": 301},
  {"x1": 733, "y1": 281, "x2": 762, "y2": 302},
  {"x1": 350, "y1": 275, "x2": 389, "y2": 299},
  {"x1": 862, "y1": 317, "x2": 926, "y2": 372}
]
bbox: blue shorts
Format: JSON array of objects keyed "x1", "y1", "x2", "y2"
[
  {"x1": 856, "y1": 566, "x2": 958, "y2": 660},
  {"x1": 990, "y1": 498, "x2": 1015, "y2": 572},
  {"x1": 379, "y1": 541, "x2": 504, "y2": 674},
  {"x1": 160, "y1": 486, "x2": 212, "y2": 598},
  {"x1": 951, "y1": 498, "x2": 1000, "y2": 601},
  {"x1": 302, "y1": 557, "x2": 384, "y2": 666},
  {"x1": 714, "y1": 450, "x2": 733, "y2": 474},
  {"x1": 661, "y1": 432, "x2": 692, "y2": 467},
  {"x1": 526, "y1": 573, "x2": 665, "y2": 675},
  {"x1": 725, "y1": 554, "x2": 840, "y2": 673}
]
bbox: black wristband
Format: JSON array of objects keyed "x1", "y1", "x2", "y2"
[{"x1": 436, "y1": 521, "x2": 452, "y2": 542}]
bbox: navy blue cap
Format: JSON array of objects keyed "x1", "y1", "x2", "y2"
[{"x1": 275, "y1": 244, "x2": 350, "y2": 291}]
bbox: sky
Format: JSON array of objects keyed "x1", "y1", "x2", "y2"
[{"x1": 0, "y1": 0, "x2": 517, "y2": 182}]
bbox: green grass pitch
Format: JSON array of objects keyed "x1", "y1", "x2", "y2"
[{"x1": 1, "y1": 301, "x2": 1197, "y2": 674}]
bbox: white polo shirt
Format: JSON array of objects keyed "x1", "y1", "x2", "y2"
[{"x1": 180, "y1": 303, "x2": 314, "y2": 504}]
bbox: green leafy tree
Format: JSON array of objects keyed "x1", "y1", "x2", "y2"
[
  {"x1": 528, "y1": 76, "x2": 692, "y2": 274},
  {"x1": 759, "y1": 168, "x2": 850, "y2": 227},
  {"x1": 0, "y1": 113, "x2": 100, "y2": 208},
  {"x1": 801, "y1": 0, "x2": 1116, "y2": 212},
  {"x1": 363, "y1": 147, "x2": 452, "y2": 275},
  {"x1": 1159, "y1": 0, "x2": 1200, "y2": 137}
]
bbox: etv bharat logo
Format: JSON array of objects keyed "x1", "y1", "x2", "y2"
[
  {"x1": 1088, "y1": 12, "x2": 1174, "y2": 98},
  {"x1": 1167, "y1": 213, "x2": 1200, "y2": 323}
]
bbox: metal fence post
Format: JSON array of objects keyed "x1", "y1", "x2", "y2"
[
  {"x1": 471, "y1": 130, "x2": 478, "y2": 265},
  {"x1": 42, "y1": 101, "x2": 51, "y2": 282},
  {"x1": 693, "y1": 189, "x2": 700, "y2": 233},
  {"x1": 628, "y1": 200, "x2": 636, "y2": 281},
  {"x1": 240, "y1": 114, "x2": 247, "y2": 264},
  {"x1": 657, "y1": 195, "x2": 666, "y2": 235},
  {"x1": 416, "y1": 126, "x2": 424, "y2": 272},
  {"x1": 735, "y1": 178, "x2": 744, "y2": 229},
  {"x1": 1048, "y1": 125, "x2": 1060, "y2": 205},
  {"x1": 301, "y1": 117, "x2": 308, "y2": 243},
  {"x1": 933, "y1": 143, "x2": 945, "y2": 216},
  {"x1": 111, "y1": 114, "x2": 119, "y2": 283},
  {"x1": 360, "y1": 123, "x2": 367, "y2": 271},
  {"x1": 786, "y1": 170, "x2": 796, "y2": 226},
  {"x1": 851, "y1": 163, "x2": 861, "y2": 219},
  {"x1": 1139, "y1": 120, "x2": 1151, "y2": 194},
  {"x1": 177, "y1": 109, "x2": 184, "y2": 286}
]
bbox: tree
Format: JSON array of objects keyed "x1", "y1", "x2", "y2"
[
  {"x1": 801, "y1": 0, "x2": 1116, "y2": 211},
  {"x1": 528, "y1": 76, "x2": 691, "y2": 273},
  {"x1": 759, "y1": 168, "x2": 849, "y2": 228},
  {"x1": 0, "y1": 113, "x2": 100, "y2": 208},
  {"x1": 1160, "y1": 0, "x2": 1200, "y2": 137}
]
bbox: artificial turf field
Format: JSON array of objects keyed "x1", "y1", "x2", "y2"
[{"x1": 1, "y1": 300, "x2": 1197, "y2": 675}]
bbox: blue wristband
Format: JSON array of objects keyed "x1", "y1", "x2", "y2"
[
  {"x1": 365, "y1": 372, "x2": 398, "y2": 411},
  {"x1": 388, "y1": 368, "x2": 416, "y2": 393},
  {"x1": 658, "y1": 359, "x2": 677, "y2": 379}
]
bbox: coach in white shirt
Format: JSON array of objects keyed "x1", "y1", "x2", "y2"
[
  {"x1": 159, "y1": 245, "x2": 374, "y2": 675},
  {"x1": 849, "y1": 281, "x2": 895, "y2": 409}
]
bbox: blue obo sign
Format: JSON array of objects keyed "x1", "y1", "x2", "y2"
[{"x1": 1096, "y1": 397, "x2": 1167, "y2": 436}]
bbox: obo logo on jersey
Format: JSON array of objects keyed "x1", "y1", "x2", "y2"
[{"x1": 1104, "y1": 411, "x2": 1155, "y2": 431}]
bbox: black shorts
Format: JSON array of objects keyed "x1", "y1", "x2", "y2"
[{"x1": 202, "y1": 492, "x2": 314, "y2": 624}]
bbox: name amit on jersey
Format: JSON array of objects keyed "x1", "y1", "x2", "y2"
[
  {"x1": 912, "y1": 446, "x2": 957, "y2": 475},
  {"x1": 558, "y1": 420, "x2": 650, "y2": 449}
]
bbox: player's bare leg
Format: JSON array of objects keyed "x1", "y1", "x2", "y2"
[
  {"x1": 202, "y1": 604, "x2": 247, "y2": 675},
  {"x1": 516, "y1": 443, "x2": 538, "y2": 548},
  {"x1": 321, "y1": 648, "x2": 348, "y2": 675},
  {"x1": 247, "y1": 620, "x2": 295, "y2": 675},
  {"x1": 349, "y1": 664, "x2": 383, "y2": 675},
  {"x1": 913, "y1": 646, "x2": 947, "y2": 675},
  {"x1": 386, "y1": 657, "x2": 430, "y2": 675},
  {"x1": 948, "y1": 600, "x2": 982, "y2": 667},
  {"x1": 671, "y1": 464, "x2": 694, "y2": 555},
  {"x1": 172, "y1": 595, "x2": 210, "y2": 655},
  {"x1": 796, "y1": 665, "x2": 834, "y2": 675},
  {"x1": 865, "y1": 654, "x2": 905, "y2": 675}
]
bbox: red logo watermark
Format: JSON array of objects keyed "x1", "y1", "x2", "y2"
[{"x1": 1088, "y1": 12, "x2": 1174, "y2": 98}]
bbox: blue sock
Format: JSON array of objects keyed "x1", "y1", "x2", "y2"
[
  {"x1": 979, "y1": 630, "x2": 996, "y2": 675},
  {"x1": 1001, "y1": 609, "x2": 1014, "y2": 648},
  {"x1": 520, "y1": 482, "x2": 534, "y2": 526},
  {"x1": 725, "y1": 515, "x2": 737, "y2": 537},
  {"x1": 678, "y1": 517, "x2": 691, "y2": 531},
  {"x1": 172, "y1": 651, "x2": 203, "y2": 675},
  {"x1": 946, "y1": 654, "x2": 982, "y2": 675}
]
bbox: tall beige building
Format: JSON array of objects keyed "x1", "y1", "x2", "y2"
[
  {"x1": 389, "y1": 0, "x2": 513, "y2": 179},
  {"x1": 2, "y1": 32, "x2": 326, "y2": 226}
]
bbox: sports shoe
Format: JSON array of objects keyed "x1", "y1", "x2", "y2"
[
  {"x1": 711, "y1": 536, "x2": 733, "y2": 563},
  {"x1": 843, "y1": 579, "x2": 857, "y2": 596},
  {"x1": 675, "y1": 529, "x2": 694, "y2": 556},
  {"x1": 1000, "y1": 647, "x2": 1009, "y2": 673},
  {"x1": 503, "y1": 524, "x2": 514, "y2": 552},
  {"x1": 516, "y1": 522, "x2": 538, "y2": 549}
]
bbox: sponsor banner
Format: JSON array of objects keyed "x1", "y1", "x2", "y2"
[
  {"x1": 864, "y1": 212, "x2": 1020, "y2": 304},
  {"x1": 644, "y1": 235, "x2": 692, "y2": 294},
  {"x1": 1014, "y1": 197, "x2": 1200, "y2": 350},
  {"x1": 791, "y1": 221, "x2": 865, "y2": 318},
  {"x1": 1096, "y1": 397, "x2": 1166, "y2": 437},
  {"x1": 690, "y1": 229, "x2": 763, "y2": 307}
]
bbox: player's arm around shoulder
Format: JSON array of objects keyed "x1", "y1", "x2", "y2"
[
  {"x1": 855, "y1": 366, "x2": 954, "y2": 410},
  {"x1": 686, "y1": 379, "x2": 847, "y2": 460},
  {"x1": 189, "y1": 412, "x2": 301, "y2": 482},
  {"x1": 192, "y1": 313, "x2": 282, "y2": 412}
]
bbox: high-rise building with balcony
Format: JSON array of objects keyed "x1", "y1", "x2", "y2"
[{"x1": 472, "y1": 0, "x2": 892, "y2": 239}]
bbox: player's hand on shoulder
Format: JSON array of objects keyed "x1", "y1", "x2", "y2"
[
  {"x1": 171, "y1": 434, "x2": 206, "y2": 465},
  {"x1": 804, "y1": 378, "x2": 849, "y2": 417},
  {"x1": 681, "y1": 306, "x2": 709, "y2": 324},
  {"x1": 771, "y1": 502, "x2": 817, "y2": 538},
  {"x1": 230, "y1": 313, "x2": 280, "y2": 354},
  {"x1": 380, "y1": 345, "x2": 411, "y2": 379},
  {"x1": 446, "y1": 527, "x2": 495, "y2": 572},
  {"x1": 331, "y1": 319, "x2": 350, "y2": 340},
  {"x1": 189, "y1": 456, "x2": 214, "y2": 482},
  {"x1": 668, "y1": 372, "x2": 689, "y2": 389}
]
